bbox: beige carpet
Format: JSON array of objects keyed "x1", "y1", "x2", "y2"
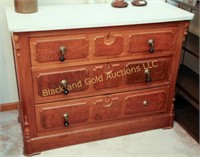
[{"x1": 0, "y1": 110, "x2": 199, "y2": 157}]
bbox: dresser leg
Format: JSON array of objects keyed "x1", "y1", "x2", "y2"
[
  {"x1": 162, "y1": 125, "x2": 174, "y2": 130},
  {"x1": 162, "y1": 118, "x2": 174, "y2": 130}
]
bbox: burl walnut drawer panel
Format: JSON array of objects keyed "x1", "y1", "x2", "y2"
[
  {"x1": 126, "y1": 58, "x2": 171, "y2": 85},
  {"x1": 93, "y1": 33, "x2": 124, "y2": 56},
  {"x1": 32, "y1": 57, "x2": 172, "y2": 103},
  {"x1": 128, "y1": 27, "x2": 177, "y2": 53},
  {"x1": 35, "y1": 86, "x2": 169, "y2": 133},
  {"x1": 125, "y1": 89, "x2": 167, "y2": 115},
  {"x1": 29, "y1": 35, "x2": 89, "y2": 65},
  {"x1": 35, "y1": 101, "x2": 90, "y2": 132}
]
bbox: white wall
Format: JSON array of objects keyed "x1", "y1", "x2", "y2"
[
  {"x1": 0, "y1": 0, "x2": 112, "y2": 104},
  {"x1": 0, "y1": 0, "x2": 17, "y2": 104}
]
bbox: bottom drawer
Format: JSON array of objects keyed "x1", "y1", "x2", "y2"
[{"x1": 35, "y1": 86, "x2": 169, "y2": 133}]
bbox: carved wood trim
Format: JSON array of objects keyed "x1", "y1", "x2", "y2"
[
  {"x1": 13, "y1": 33, "x2": 21, "y2": 58},
  {"x1": 24, "y1": 114, "x2": 31, "y2": 141},
  {"x1": 166, "y1": 97, "x2": 175, "y2": 129},
  {"x1": 23, "y1": 114, "x2": 33, "y2": 155},
  {"x1": 183, "y1": 22, "x2": 189, "y2": 41}
]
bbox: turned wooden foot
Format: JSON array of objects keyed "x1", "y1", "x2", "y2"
[
  {"x1": 162, "y1": 125, "x2": 174, "y2": 130},
  {"x1": 24, "y1": 152, "x2": 41, "y2": 157}
]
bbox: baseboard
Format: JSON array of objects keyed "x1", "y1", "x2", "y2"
[{"x1": 0, "y1": 102, "x2": 18, "y2": 112}]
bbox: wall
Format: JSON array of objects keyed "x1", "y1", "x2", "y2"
[{"x1": 0, "y1": 0, "x2": 17, "y2": 104}]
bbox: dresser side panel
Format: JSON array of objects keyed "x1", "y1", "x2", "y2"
[{"x1": 12, "y1": 32, "x2": 37, "y2": 155}]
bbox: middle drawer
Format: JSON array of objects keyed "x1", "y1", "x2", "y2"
[{"x1": 32, "y1": 57, "x2": 172, "y2": 104}]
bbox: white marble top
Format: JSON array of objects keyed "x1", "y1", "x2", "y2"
[{"x1": 5, "y1": 1, "x2": 194, "y2": 32}]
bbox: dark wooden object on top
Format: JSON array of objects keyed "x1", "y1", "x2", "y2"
[
  {"x1": 111, "y1": 0, "x2": 128, "y2": 8},
  {"x1": 132, "y1": 0, "x2": 147, "y2": 6}
]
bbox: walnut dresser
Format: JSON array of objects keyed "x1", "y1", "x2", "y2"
[{"x1": 6, "y1": 1, "x2": 193, "y2": 155}]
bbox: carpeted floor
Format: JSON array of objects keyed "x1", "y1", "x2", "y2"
[{"x1": 0, "y1": 110, "x2": 200, "y2": 157}]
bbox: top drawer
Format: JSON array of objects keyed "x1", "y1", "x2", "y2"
[{"x1": 29, "y1": 25, "x2": 177, "y2": 66}]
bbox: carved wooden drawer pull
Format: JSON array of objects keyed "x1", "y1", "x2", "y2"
[
  {"x1": 59, "y1": 46, "x2": 67, "y2": 62},
  {"x1": 148, "y1": 39, "x2": 154, "y2": 53}
]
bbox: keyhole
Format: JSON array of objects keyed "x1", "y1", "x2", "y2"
[{"x1": 106, "y1": 33, "x2": 111, "y2": 39}]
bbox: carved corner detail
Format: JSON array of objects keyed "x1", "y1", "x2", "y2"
[
  {"x1": 24, "y1": 115, "x2": 31, "y2": 141},
  {"x1": 171, "y1": 97, "x2": 175, "y2": 113},
  {"x1": 169, "y1": 97, "x2": 175, "y2": 126},
  {"x1": 23, "y1": 114, "x2": 33, "y2": 155},
  {"x1": 183, "y1": 22, "x2": 189, "y2": 42},
  {"x1": 163, "y1": 97, "x2": 175, "y2": 130},
  {"x1": 13, "y1": 33, "x2": 21, "y2": 58}
]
